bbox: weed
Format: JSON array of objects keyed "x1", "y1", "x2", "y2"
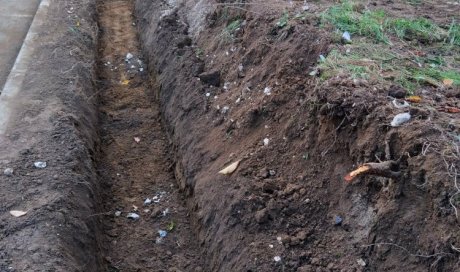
[
  {"x1": 321, "y1": 1, "x2": 388, "y2": 43},
  {"x1": 322, "y1": 1, "x2": 453, "y2": 44},
  {"x1": 277, "y1": 11, "x2": 289, "y2": 28},
  {"x1": 220, "y1": 18, "x2": 242, "y2": 44},
  {"x1": 387, "y1": 17, "x2": 444, "y2": 42},
  {"x1": 447, "y1": 21, "x2": 460, "y2": 46}
]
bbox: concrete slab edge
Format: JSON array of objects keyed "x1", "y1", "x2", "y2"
[{"x1": 0, "y1": 0, "x2": 50, "y2": 134}]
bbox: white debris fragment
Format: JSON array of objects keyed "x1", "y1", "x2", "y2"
[
  {"x1": 357, "y1": 258, "x2": 366, "y2": 267},
  {"x1": 114, "y1": 211, "x2": 122, "y2": 217},
  {"x1": 162, "y1": 208, "x2": 170, "y2": 217},
  {"x1": 4, "y1": 168, "x2": 14, "y2": 176},
  {"x1": 126, "y1": 53, "x2": 134, "y2": 61},
  {"x1": 34, "y1": 162, "x2": 47, "y2": 169},
  {"x1": 235, "y1": 97, "x2": 241, "y2": 104},
  {"x1": 263, "y1": 138, "x2": 270, "y2": 146},
  {"x1": 274, "y1": 256, "x2": 282, "y2": 262},
  {"x1": 390, "y1": 112, "x2": 411, "y2": 127},
  {"x1": 139, "y1": 68, "x2": 144, "y2": 72},
  {"x1": 269, "y1": 244, "x2": 274, "y2": 248},
  {"x1": 127, "y1": 213, "x2": 140, "y2": 220},
  {"x1": 264, "y1": 87, "x2": 272, "y2": 96},
  {"x1": 342, "y1": 31, "x2": 352, "y2": 43},
  {"x1": 144, "y1": 198, "x2": 152, "y2": 205},
  {"x1": 10, "y1": 210, "x2": 27, "y2": 217},
  {"x1": 392, "y1": 99, "x2": 410, "y2": 109},
  {"x1": 205, "y1": 93, "x2": 211, "y2": 97},
  {"x1": 221, "y1": 106, "x2": 230, "y2": 114}
]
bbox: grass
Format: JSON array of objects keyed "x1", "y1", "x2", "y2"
[
  {"x1": 317, "y1": 1, "x2": 460, "y2": 94},
  {"x1": 220, "y1": 18, "x2": 242, "y2": 44},
  {"x1": 317, "y1": 43, "x2": 460, "y2": 94},
  {"x1": 321, "y1": 1, "x2": 449, "y2": 44}
]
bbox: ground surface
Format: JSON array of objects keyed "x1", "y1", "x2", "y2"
[
  {"x1": 0, "y1": 0, "x2": 40, "y2": 90},
  {"x1": 0, "y1": 0, "x2": 459, "y2": 271},
  {"x1": 97, "y1": 1, "x2": 203, "y2": 271}
]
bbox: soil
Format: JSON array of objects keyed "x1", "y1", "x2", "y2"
[
  {"x1": 96, "y1": 1, "x2": 203, "y2": 271},
  {"x1": 1, "y1": 0, "x2": 459, "y2": 271}
]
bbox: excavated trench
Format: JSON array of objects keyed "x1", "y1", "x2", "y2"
[{"x1": 96, "y1": 1, "x2": 203, "y2": 270}]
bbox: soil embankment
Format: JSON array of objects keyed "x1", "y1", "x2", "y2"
[
  {"x1": 135, "y1": 0, "x2": 460, "y2": 271},
  {"x1": 0, "y1": 1, "x2": 102, "y2": 271}
]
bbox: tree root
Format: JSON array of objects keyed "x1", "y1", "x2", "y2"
[{"x1": 345, "y1": 160, "x2": 401, "y2": 182}]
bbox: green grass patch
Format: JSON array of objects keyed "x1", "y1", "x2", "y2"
[
  {"x1": 321, "y1": 1, "x2": 450, "y2": 44},
  {"x1": 317, "y1": 43, "x2": 460, "y2": 93}
]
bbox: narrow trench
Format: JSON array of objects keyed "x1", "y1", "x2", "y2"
[{"x1": 96, "y1": 1, "x2": 203, "y2": 271}]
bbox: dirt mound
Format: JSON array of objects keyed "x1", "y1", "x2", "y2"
[
  {"x1": 0, "y1": 0, "x2": 102, "y2": 271},
  {"x1": 136, "y1": 0, "x2": 460, "y2": 271}
]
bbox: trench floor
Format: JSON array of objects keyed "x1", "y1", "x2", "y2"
[{"x1": 97, "y1": 1, "x2": 203, "y2": 271}]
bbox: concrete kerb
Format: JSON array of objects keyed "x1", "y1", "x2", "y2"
[{"x1": 0, "y1": 0, "x2": 50, "y2": 134}]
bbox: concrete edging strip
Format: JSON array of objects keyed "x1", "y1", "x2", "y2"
[{"x1": 0, "y1": 0, "x2": 50, "y2": 134}]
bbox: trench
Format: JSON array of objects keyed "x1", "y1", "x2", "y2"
[{"x1": 95, "y1": 1, "x2": 203, "y2": 270}]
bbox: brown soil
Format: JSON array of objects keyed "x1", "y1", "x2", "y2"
[
  {"x1": 136, "y1": 0, "x2": 460, "y2": 271},
  {"x1": 1, "y1": 0, "x2": 459, "y2": 271},
  {"x1": 96, "y1": 1, "x2": 203, "y2": 271}
]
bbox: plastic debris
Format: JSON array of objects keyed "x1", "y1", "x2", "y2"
[
  {"x1": 34, "y1": 162, "x2": 47, "y2": 169},
  {"x1": 144, "y1": 198, "x2": 152, "y2": 205},
  {"x1": 357, "y1": 258, "x2": 366, "y2": 267},
  {"x1": 126, "y1": 53, "x2": 134, "y2": 61},
  {"x1": 162, "y1": 208, "x2": 170, "y2": 217},
  {"x1": 319, "y1": 55, "x2": 326, "y2": 62},
  {"x1": 10, "y1": 210, "x2": 27, "y2": 217},
  {"x1": 334, "y1": 215, "x2": 343, "y2": 225},
  {"x1": 219, "y1": 161, "x2": 240, "y2": 175},
  {"x1": 392, "y1": 99, "x2": 409, "y2": 109},
  {"x1": 263, "y1": 138, "x2": 270, "y2": 146},
  {"x1": 443, "y1": 78, "x2": 454, "y2": 87},
  {"x1": 264, "y1": 87, "x2": 272, "y2": 96},
  {"x1": 127, "y1": 213, "x2": 140, "y2": 220},
  {"x1": 274, "y1": 256, "x2": 282, "y2": 262},
  {"x1": 114, "y1": 211, "x2": 122, "y2": 217},
  {"x1": 390, "y1": 112, "x2": 411, "y2": 127},
  {"x1": 121, "y1": 79, "x2": 130, "y2": 86},
  {"x1": 405, "y1": 96, "x2": 422, "y2": 103},
  {"x1": 158, "y1": 230, "x2": 168, "y2": 238},
  {"x1": 221, "y1": 106, "x2": 230, "y2": 114},
  {"x1": 342, "y1": 31, "x2": 352, "y2": 43},
  {"x1": 134, "y1": 137, "x2": 141, "y2": 143},
  {"x1": 3, "y1": 168, "x2": 14, "y2": 176},
  {"x1": 167, "y1": 221, "x2": 176, "y2": 231},
  {"x1": 269, "y1": 244, "x2": 274, "y2": 248},
  {"x1": 269, "y1": 170, "x2": 276, "y2": 176}
]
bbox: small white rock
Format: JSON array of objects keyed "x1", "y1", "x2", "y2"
[
  {"x1": 126, "y1": 53, "x2": 134, "y2": 61},
  {"x1": 114, "y1": 211, "x2": 122, "y2": 217}
]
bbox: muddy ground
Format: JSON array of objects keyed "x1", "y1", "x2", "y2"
[{"x1": 1, "y1": 0, "x2": 460, "y2": 271}]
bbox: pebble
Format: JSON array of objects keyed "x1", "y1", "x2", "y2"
[{"x1": 3, "y1": 168, "x2": 14, "y2": 176}]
